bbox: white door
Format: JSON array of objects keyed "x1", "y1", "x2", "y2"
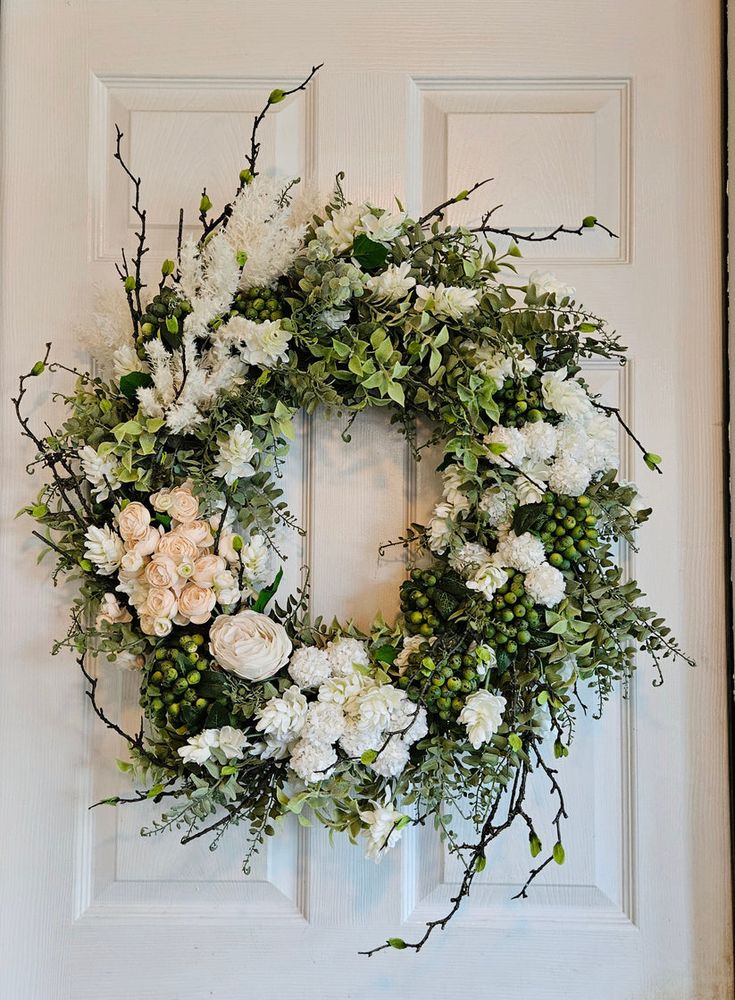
[{"x1": 1, "y1": 2, "x2": 730, "y2": 997}]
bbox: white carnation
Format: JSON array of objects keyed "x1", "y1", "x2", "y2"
[
  {"x1": 494, "y1": 531, "x2": 545, "y2": 572},
  {"x1": 548, "y1": 455, "x2": 592, "y2": 497},
  {"x1": 327, "y1": 637, "x2": 370, "y2": 676},
  {"x1": 478, "y1": 485, "x2": 516, "y2": 526},
  {"x1": 365, "y1": 261, "x2": 416, "y2": 303},
  {"x1": 177, "y1": 729, "x2": 219, "y2": 765},
  {"x1": 524, "y1": 562, "x2": 566, "y2": 607},
  {"x1": 212, "y1": 423, "x2": 256, "y2": 485},
  {"x1": 521, "y1": 421, "x2": 557, "y2": 462},
  {"x1": 484, "y1": 425, "x2": 526, "y2": 467},
  {"x1": 394, "y1": 634, "x2": 429, "y2": 673},
  {"x1": 84, "y1": 524, "x2": 125, "y2": 575},
  {"x1": 360, "y1": 799, "x2": 405, "y2": 862},
  {"x1": 541, "y1": 368, "x2": 593, "y2": 420},
  {"x1": 288, "y1": 738, "x2": 337, "y2": 784},
  {"x1": 302, "y1": 701, "x2": 346, "y2": 744},
  {"x1": 255, "y1": 686, "x2": 308, "y2": 742},
  {"x1": 369, "y1": 734, "x2": 411, "y2": 778},
  {"x1": 349, "y1": 684, "x2": 405, "y2": 733},
  {"x1": 458, "y1": 690, "x2": 506, "y2": 749},
  {"x1": 80, "y1": 446, "x2": 120, "y2": 502},
  {"x1": 288, "y1": 645, "x2": 332, "y2": 688}
]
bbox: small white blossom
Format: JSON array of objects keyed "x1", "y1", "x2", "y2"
[
  {"x1": 415, "y1": 283, "x2": 479, "y2": 320},
  {"x1": 527, "y1": 270, "x2": 575, "y2": 301},
  {"x1": 320, "y1": 203, "x2": 365, "y2": 251},
  {"x1": 427, "y1": 501, "x2": 456, "y2": 554},
  {"x1": 80, "y1": 446, "x2": 120, "y2": 502},
  {"x1": 360, "y1": 798, "x2": 405, "y2": 861},
  {"x1": 541, "y1": 368, "x2": 593, "y2": 420},
  {"x1": 255, "y1": 686, "x2": 308, "y2": 742},
  {"x1": 216, "y1": 726, "x2": 249, "y2": 759},
  {"x1": 239, "y1": 533, "x2": 269, "y2": 585},
  {"x1": 458, "y1": 690, "x2": 507, "y2": 749},
  {"x1": 524, "y1": 562, "x2": 566, "y2": 608},
  {"x1": 231, "y1": 317, "x2": 292, "y2": 368},
  {"x1": 288, "y1": 646, "x2": 332, "y2": 688},
  {"x1": 84, "y1": 524, "x2": 125, "y2": 575},
  {"x1": 212, "y1": 423, "x2": 256, "y2": 485},
  {"x1": 359, "y1": 209, "x2": 406, "y2": 244},
  {"x1": 365, "y1": 261, "x2": 416, "y2": 302}
]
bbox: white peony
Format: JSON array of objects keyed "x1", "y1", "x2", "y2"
[
  {"x1": 232, "y1": 317, "x2": 292, "y2": 368},
  {"x1": 548, "y1": 454, "x2": 592, "y2": 497},
  {"x1": 80, "y1": 446, "x2": 120, "y2": 502},
  {"x1": 84, "y1": 524, "x2": 125, "y2": 575},
  {"x1": 288, "y1": 645, "x2": 332, "y2": 688},
  {"x1": 359, "y1": 209, "x2": 406, "y2": 244},
  {"x1": 484, "y1": 425, "x2": 527, "y2": 467},
  {"x1": 256, "y1": 685, "x2": 308, "y2": 741},
  {"x1": 360, "y1": 799, "x2": 405, "y2": 862},
  {"x1": 326, "y1": 637, "x2": 370, "y2": 677},
  {"x1": 365, "y1": 261, "x2": 416, "y2": 302},
  {"x1": 527, "y1": 270, "x2": 575, "y2": 301},
  {"x1": 288, "y1": 738, "x2": 337, "y2": 784},
  {"x1": 415, "y1": 283, "x2": 479, "y2": 320},
  {"x1": 458, "y1": 690, "x2": 507, "y2": 749},
  {"x1": 494, "y1": 531, "x2": 546, "y2": 572},
  {"x1": 524, "y1": 562, "x2": 566, "y2": 608},
  {"x1": 478, "y1": 485, "x2": 515, "y2": 526},
  {"x1": 302, "y1": 701, "x2": 346, "y2": 744},
  {"x1": 521, "y1": 421, "x2": 557, "y2": 462},
  {"x1": 209, "y1": 610, "x2": 292, "y2": 681},
  {"x1": 369, "y1": 734, "x2": 411, "y2": 778},
  {"x1": 541, "y1": 368, "x2": 593, "y2": 420},
  {"x1": 212, "y1": 423, "x2": 256, "y2": 485}
]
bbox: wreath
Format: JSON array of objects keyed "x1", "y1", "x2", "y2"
[{"x1": 16, "y1": 65, "x2": 691, "y2": 954}]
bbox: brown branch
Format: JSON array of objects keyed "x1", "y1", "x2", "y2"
[
  {"x1": 113, "y1": 124, "x2": 148, "y2": 320},
  {"x1": 419, "y1": 177, "x2": 494, "y2": 227}
]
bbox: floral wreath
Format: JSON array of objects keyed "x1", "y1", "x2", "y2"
[{"x1": 16, "y1": 65, "x2": 691, "y2": 955}]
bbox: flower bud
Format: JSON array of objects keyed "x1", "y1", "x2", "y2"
[
  {"x1": 30, "y1": 361, "x2": 45, "y2": 376},
  {"x1": 268, "y1": 88, "x2": 286, "y2": 104},
  {"x1": 161, "y1": 259, "x2": 175, "y2": 276},
  {"x1": 239, "y1": 169, "x2": 253, "y2": 185},
  {"x1": 582, "y1": 215, "x2": 597, "y2": 228},
  {"x1": 199, "y1": 193, "x2": 212, "y2": 213},
  {"x1": 123, "y1": 276, "x2": 136, "y2": 291},
  {"x1": 231, "y1": 534, "x2": 243, "y2": 553}
]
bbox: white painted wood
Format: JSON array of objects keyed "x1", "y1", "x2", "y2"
[{"x1": 0, "y1": 1, "x2": 730, "y2": 997}]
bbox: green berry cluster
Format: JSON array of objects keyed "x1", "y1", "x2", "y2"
[
  {"x1": 137, "y1": 287, "x2": 191, "y2": 358},
  {"x1": 495, "y1": 374, "x2": 549, "y2": 427},
  {"x1": 482, "y1": 574, "x2": 540, "y2": 655},
  {"x1": 398, "y1": 647, "x2": 484, "y2": 722},
  {"x1": 400, "y1": 567, "x2": 465, "y2": 638},
  {"x1": 140, "y1": 632, "x2": 230, "y2": 736},
  {"x1": 230, "y1": 285, "x2": 286, "y2": 323},
  {"x1": 539, "y1": 492, "x2": 600, "y2": 569}
]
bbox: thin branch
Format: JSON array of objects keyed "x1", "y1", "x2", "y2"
[
  {"x1": 245, "y1": 64, "x2": 323, "y2": 180},
  {"x1": 473, "y1": 213, "x2": 618, "y2": 243},
  {"x1": 419, "y1": 177, "x2": 494, "y2": 227},
  {"x1": 113, "y1": 124, "x2": 148, "y2": 320}
]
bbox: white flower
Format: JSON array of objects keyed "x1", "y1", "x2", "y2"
[
  {"x1": 228, "y1": 316, "x2": 292, "y2": 368},
  {"x1": 541, "y1": 368, "x2": 593, "y2": 420},
  {"x1": 288, "y1": 738, "x2": 337, "y2": 784},
  {"x1": 212, "y1": 423, "x2": 256, "y2": 485},
  {"x1": 495, "y1": 531, "x2": 546, "y2": 573},
  {"x1": 394, "y1": 635, "x2": 428, "y2": 673},
  {"x1": 458, "y1": 690, "x2": 506, "y2": 749},
  {"x1": 302, "y1": 701, "x2": 346, "y2": 744},
  {"x1": 360, "y1": 799, "x2": 405, "y2": 861},
  {"x1": 84, "y1": 524, "x2": 124, "y2": 575},
  {"x1": 95, "y1": 592, "x2": 132, "y2": 629},
  {"x1": 484, "y1": 425, "x2": 526, "y2": 467},
  {"x1": 177, "y1": 729, "x2": 219, "y2": 765},
  {"x1": 441, "y1": 465, "x2": 471, "y2": 513},
  {"x1": 112, "y1": 343, "x2": 147, "y2": 379},
  {"x1": 319, "y1": 307, "x2": 351, "y2": 330},
  {"x1": 427, "y1": 502, "x2": 455, "y2": 554},
  {"x1": 532, "y1": 700, "x2": 553, "y2": 735},
  {"x1": 548, "y1": 454, "x2": 592, "y2": 497},
  {"x1": 478, "y1": 485, "x2": 515, "y2": 526},
  {"x1": 216, "y1": 726, "x2": 249, "y2": 759},
  {"x1": 318, "y1": 671, "x2": 370, "y2": 707},
  {"x1": 524, "y1": 562, "x2": 566, "y2": 608},
  {"x1": 466, "y1": 561, "x2": 509, "y2": 600},
  {"x1": 475, "y1": 644, "x2": 497, "y2": 678},
  {"x1": 117, "y1": 502, "x2": 151, "y2": 543},
  {"x1": 359, "y1": 209, "x2": 406, "y2": 244},
  {"x1": 349, "y1": 684, "x2": 405, "y2": 733},
  {"x1": 239, "y1": 533, "x2": 269, "y2": 585},
  {"x1": 339, "y1": 720, "x2": 382, "y2": 757},
  {"x1": 415, "y1": 283, "x2": 479, "y2": 320},
  {"x1": 288, "y1": 645, "x2": 332, "y2": 688},
  {"x1": 365, "y1": 261, "x2": 416, "y2": 302},
  {"x1": 450, "y1": 542, "x2": 491, "y2": 573},
  {"x1": 320, "y1": 203, "x2": 365, "y2": 251},
  {"x1": 326, "y1": 637, "x2": 370, "y2": 677},
  {"x1": 527, "y1": 270, "x2": 575, "y2": 301},
  {"x1": 521, "y1": 421, "x2": 557, "y2": 462},
  {"x1": 388, "y1": 701, "x2": 428, "y2": 745},
  {"x1": 80, "y1": 446, "x2": 120, "y2": 501},
  {"x1": 514, "y1": 461, "x2": 550, "y2": 506},
  {"x1": 470, "y1": 343, "x2": 536, "y2": 385},
  {"x1": 369, "y1": 734, "x2": 411, "y2": 778},
  {"x1": 209, "y1": 610, "x2": 292, "y2": 681},
  {"x1": 256, "y1": 685, "x2": 308, "y2": 741},
  {"x1": 557, "y1": 413, "x2": 617, "y2": 474}
]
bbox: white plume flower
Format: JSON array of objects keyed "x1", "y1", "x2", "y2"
[
  {"x1": 80, "y1": 446, "x2": 120, "y2": 501},
  {"x1": 524, "y1": 562, "x2": 566, "y2": 607},
  {"x1": 84, "y1": 524, "x2": 124, "y2": 575}
]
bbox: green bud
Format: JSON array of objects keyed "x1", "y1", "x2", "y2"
[
  {"x1": 165, "y1": 316, "x2": 179, "y2": 334},
  {"x1": 508, "y1": 243, "x2": 522, "y2": 257},
  {"x1": 161, "y1": 259, "x2": 175, "y2": 276},
  {"x1": 553, "y1": 842, "x2": 566, "y2": 865},
  {"x1": 239, "y1": 169, "x2": 254, "y2": 185},
  {"x1": 644, "y1": 452, "x2": 662, "y2": 470},
  {"x1": 529, "y1": 833, "x2": 542, "y2": 858},
  {"x1": 582, "y1": 215, "x2": 597, "y2": 228},
  {"x1": 387, "y1": 938, "x2": 407, "y2": 950},
  {"x1": 199, "y1": 193, "x2": 212, "y2": 213},
  {"x1": 236, "y1": 249, "x2": 248, "y2": 267},
  {"x1": 231, "y1": 534, "x2": 243, "y2": 552},
  {"x1": 31, "y1": 504, "x2": 48, "y2": 518},
  {"x1": 455, "y1": 189, "x2": 469, "y2": 201},
  {"x1": 30, "y1": 361, "x2": 46, "y2": 376},
  {"x1": 79, "y1": 558, "x2": 93, "y2": 573},
  {"x1": 123, "y1": 276, "x2": 136, "y2": 291},
  {"x1": 268, "y1": 88, "x2": 286, "y2": 104}
]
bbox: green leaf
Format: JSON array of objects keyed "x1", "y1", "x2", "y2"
[
  {"x1": 475, "y1": 854, "x2": 487, "y2": 873},
  {"x1": 578, "y1": 322, "x2": 597, "y2": 333},
  {"x1": 252, "y1": 567, "x2": 284, "y2": 613},
  {"x1": 165, "y1": 316, "x2": 179, "y2": 334},
  {"x1": 373, "y1": 644, "x2": 397, "y2": 664},
  {"x1": 529, "y1": 833, "x2": 542, "y2": 858},
  {"x1": 553, "y1": 842, "x2": 566, "y2": 865},
  {"x1": 388, "y1": 938, "x2": 408, "y2": 950},
  {"x1": 360, "y1": 749, "x2": 378, "y2": 765},
  {"x1": 386, "y1": 380, "x2": 405, "y2": 406},
  {"x1": 508, "y1": 733, "x2": 522, "y2": 752},
  {"x1": 512, "y1": 502, "x2": 547, "y2": 536},
  {"x1": 352, "y1": 234, "x2": 389, "y2": 270},
  {"x1": 119, "y1": 371, "x2": 153, "y2": 400},
  {"x1": 146, "y1": 783, "x2": 165, "y2": 798},
  {"x1": 644, "y1": 452, "x2": 662, "y2": 470}
]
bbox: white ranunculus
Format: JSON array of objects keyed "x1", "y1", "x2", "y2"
[
  {"x1": 359, "y1": 209, "x2": 406, "y2": 244},
  {"x1": 365, "y1": 261, "x2": 416, "y2": 303},
  {"x1": 255, "y1": 685, "x2": 308, "y2": 741},
  {"x1": 117, "y1": 502, "x2": 151, "y2": 543},
  {"x1": 95, "y1": 592, "x2": 132, "y2": 629},
  {"x1": 212, "y1": 423, "x2": 257, "y2": 485},
  {"x1": 288, "y1": 645, "x2": 332, "y2": 688},
  {"x1": 541, "y1": 368, "x2": 593, "y2": 420},
  {"x1": 524, "y1": 562, "x2": 566, "y2": 608},
  {"x1": 192, "y1": 554, "x2": 227, "y2": 589},
  {"x1": 359, "y1": 797, "x2": 405, "y2": 862},
  {"x1": 209, "y1": 610, "x2": 292, "y2": 681},
  {"x1": 168, "y1": 484, "x2": 200, "y2": 523},
  {"x1": 527, "y1": 270, "x2": 575, "y2": 301},
  {"x1": 80, "y1": 446, "x2": 120, "y2": 502},
  {"x1": 84, "y1": 524, "x2": 125, "y2": 575},
  {"x1": 239, "y1": 318, "x2": 292, "y2": 368},
  {"x1": 415, "y1": 283, "x2": 479, "y2": 320},
  {"x1": 177, "y1": 583, "x2": 216, "y2": 625},
  {"x1": 458, "y1": 690, "x2": 507, "y2": 749}
]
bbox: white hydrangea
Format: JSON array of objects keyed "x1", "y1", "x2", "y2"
[
  {"x1": 327, "y1": 637, "x2": 370, "y2": 676},
  {"x1": 302, "y1": 701, "x2": 346, "y2": 744},
  {"x1": 458, "y1": 690, "x2": 507, "y2": 750},
  {"x1": 557, "y1": 412, "x2": 617, "y2": 474},
  {"x1": 212, "y1": 423, "x2": 256, "y2": 485},
  {"x1": 478, "y1": 485, "x2": 515, "y2": 526},
  {"x1": 548, "y1": 455, "x2": 592, "y2": 497},
  {"x1": 389, "y1": 703, "x2": 428, "y2": 745},
  {"x1": 236, "y1": 318, "x2": 292, "y2": 368},
  {"x1": 339, "y1": 720, "x2": 381, "y2": 757},
  {"x1": 255, "y1": 686, "x2": 308, "y2": 742},
  {"x1": 365, "y1": 261, "x2": 416, "y2": 302},
  {"x1": 527, "y1": 270, "x2": 575, "y2": 301},
  {"x1": 349, "y1": 684, "x2": 405, "y2": 733},
  {"x1": 369, "y1": 734, "x2": 411, "y2": 778},
  {"x1": 84, "y1": 524, "x2": 125, "y2": 575},
  {"x1": 80, "y1": 446, "x2": 120, "y2": 502},
  {"x1": 318, "y1": 671, "x2": 371, "y2": 706},
  {"x1": 521, "y1": 421, "x2": 557, "y2": 462},
  {"x1": 541, "y1": 368, "x2": 593, "y2": 420},
  {"x1": 288, "y1": 645, "x2": 332, "y2": 688},
  {"x1": 494, "y1": 531, "x2": 546, "y2": 573},
  {"x1": 415, "y1": 283, "x2": 479, "y2": 320},
  {"x1": 288, "y1": 738, "x2": 337, "y2": 784},
  {"x1": 449, "y1": 542, "x2": 491, "y2": 573},
  {"x1": 524, "y1": 562, "x2": 566, "y2": 608},
  {"x1": 484, "y1": 425, "x2": 526, "y2": 467},
  {"x1": 360, "y1": 799, "x2": 405, "y2": 861}
]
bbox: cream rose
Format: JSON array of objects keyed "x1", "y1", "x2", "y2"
[
  {"x1": 95, "y1": 593, "x2": 133, "y2": 629},
  {"x1": 169, "y1": 486, "x2": 199, "y2": 523},
  {"x1": 120, "y1": 549, "x2": 145, "y2": 575},
  {"x1": 157, "y1": 531, "x2": 198, "y2": 563},
  {"x1": 177, "y1": 583, "x2": 217, "y2": 625},
  {"x1": 150, "y1": 487, "x2": 173, "y2": 512},
  {"x1": 117, "y1": 502, "x2": 151, "y2": 542},
  {"x1": 192, "y1": 554, "x2": 227, "y2": 588},
  {"x1": 209, "y1": 610, "x2": 292, "y2": 681},
  {"x1": 142, "y1": 586, "x2": 178, "y2": 620},
  {"x1": 140, "y1": 614, "x2": 173, "y2": 638},
  {"x1": 145, "y1": 554, "x2": 179, "y2": 589},
  {"x1": 175, "y1": 520, "x2": 214, "y2": 548},
  {"x1": 132, "y1": 526, "x2": 161, "y2": 557}
]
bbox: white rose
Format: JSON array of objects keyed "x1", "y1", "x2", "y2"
[
  {"x1": 117, "y1": 502, "x2": 151, "y2": 543},
  {"x1": 458, "y1": 690, "x2": 507, "y2": 749},
  {"x1": 528, "y1": 270, "x2": 575, "y2": 301},
  {"x1": 210, "y1": 610, "x2": 292, "y2": 681}
]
